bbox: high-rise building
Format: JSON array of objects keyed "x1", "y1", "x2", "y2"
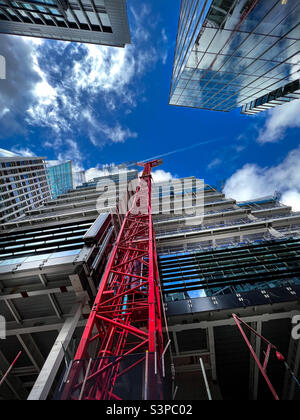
[
  {"x1": 169, "y1": 0, "x2": 300, "y2": 114},
  {"x1": 0, "y1": 169, "x2": 300, "y2": 400},
  {"x1": 0, "y1": 0, "x2": 131, "y2": 47},
  {"x1": 47, "y1": 160, "x2": 73, "y2": 199},
  {"x1": 0, "y1": 152, "x2": 51, "y2": 223}
]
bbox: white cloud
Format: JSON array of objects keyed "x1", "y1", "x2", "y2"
[
  {"x1": 82, "y1": 109, "x2": 137, "y2": 145},
  {"x1": 151, "y1": 169, "x2": 176, "y2": 183},
  {"x1": 136, "y1": 169, "x2": 176, "y2": 184},
  {"x1": 208, "y1": 158, "x2": 222, "y2": 170},
  {"x1": 0, "y1": 3, "x2": 168, "y2": 158},
  {"x1": 85, "y1": 166, "x2": 176, "y2": 185},
  {"x1": 71, "y1": 45, "x2": 135, "y2": 99},
  {"x1": 57, "y1": 139, "x2": 83, "y2": 164},
  {"x1": 0, "y1": 35, "x2": 41, "y2": 136},
  {"x1": 11, "y1": 147, "x2": 36, "y2": 157},
  {"x1": 7, "y1": 4, "x2": 168, "y2": 151},
  {"x1": 85, "y1": 163, "x2": 135, "y2": 181},
  {"x1": 85, "y1": 167, "x2": 106, "y2": 181},
  {"x1": 99, "y1": 124, "x2": 138, "y2": 144},
  {"x1": 224, "y1": 146, "x2": 300, "y2": 211},
  {"x1": 281, "y1": 190, "x2": 300, "y2": 211},
  {"x1": 0, "y1": 146, "x2": 36, "y2": 157},
  {"x1": 257, "y1": 99, "x2": 300, "y2": 143},
  {"x1": 0, "y1": 148, "x2": 18, "y2": 157}
]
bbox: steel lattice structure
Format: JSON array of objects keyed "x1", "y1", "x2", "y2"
[{"x1": 61, "y1": 159, "x2": 165, "y2": 400}]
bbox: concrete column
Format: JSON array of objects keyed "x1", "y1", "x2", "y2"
[
  {"x1": 208, "y1": 327, "x2": 217, "y2": 381},
  {"x1": 27, "y1": 301, "x2": 84, "y2": 400}
]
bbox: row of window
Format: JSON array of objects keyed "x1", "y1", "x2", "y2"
[{"x1": 0, "y1": 0, "x2": 112, "y2": 32}]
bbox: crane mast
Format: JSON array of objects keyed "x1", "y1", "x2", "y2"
[{"x1": 61, "y1": 159, "x2": 165, "y2": 400}]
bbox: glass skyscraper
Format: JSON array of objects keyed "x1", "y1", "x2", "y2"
[
  {"x1": 0, "y1": 0, "x2": 130, "y2": 47},
  {"x1": 47, "y1": 160, "x2": 73, "y2": 199},
  {"x1": 169, "y1": 0, "x2": 300, "y2": 114}
]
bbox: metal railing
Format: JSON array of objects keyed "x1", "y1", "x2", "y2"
[{"x1": 156, "y1": 213, "x2": 300, "y2": 238}]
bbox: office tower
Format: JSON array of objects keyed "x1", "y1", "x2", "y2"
[
  {"x1": 0, "y1": 152, "x2": 51, "y2": 223},
  {"x1": 0, "y1": 168, "x2": 299, "y2": 400},
  {"x1": 0, "y1": 0, "x2": 131, "y2": 47},
  {"x1": 169, "y1": 0, "x2": 300, "y2": 114},
  {"x1": 47, "y1": 160, "x2": 73, "y2": 199}
]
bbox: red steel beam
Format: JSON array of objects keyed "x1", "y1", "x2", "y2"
[
  {"x1": 0, "y1": 351, "x2": 22, "y2": 389},
  {"x1": 232, "y1": 313, "x2": 280, "y2": 400}
]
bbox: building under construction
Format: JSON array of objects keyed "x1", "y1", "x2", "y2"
[{"x1": 0, "y1": 164, "x2": 300, "y2": 400}]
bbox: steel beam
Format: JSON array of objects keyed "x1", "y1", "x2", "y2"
[
  {"x1": 167, "y1": 311, "x2": 297, "y2": 332},
  {"x1": 13, "y1": 366, "x2": 38, "y2": 377},
  {"x1": 0, "y1": 351, "x2": 27, "y2": 400},
  {"x1": 5, "y1": 299, "x2": 22, "y2": 324},
  {"x1": 172, "y1": 331, "x2": 180, "y2": 356},
  {"x1": 288, "y1": 339, "x2": 300, "y2": 400},
  {"x1": 48, "y1": 294, "x2": 62, "y2": 319},
  {"x1": 6, "y1": 318, "x2": 87, "y2": 337},
  {"x1": 38, "y1": 273, "x2": 47, "y2": 287},
  {"x1": 16, "y1": 334, "x2": 45, "y2": 372},
  {"x1": 0, "y1": 286, "x2": 73, "y2": 301}
]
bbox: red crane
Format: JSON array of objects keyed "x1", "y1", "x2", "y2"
[{"x1": 61, "y1": 159, "x2": 165, "y2": 400}]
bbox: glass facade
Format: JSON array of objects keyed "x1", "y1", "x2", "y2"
[
  {"x1": 0, "y1": 0, "x2": 130, "y2": 46},
  {"x1": 47, "y1": 160, "x2": 73, "y2": 199},
  {"x1": 159, "y1": 237, "x2": 300, "y2": 300},
  {"x1": 170, "y1": 0, "x2": 300, "y2": 113},
  {"x1": 155, "y1": 176, "x2": 300, "y2": 305}
]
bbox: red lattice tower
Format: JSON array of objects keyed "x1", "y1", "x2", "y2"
[{"x1": 61, "y1": 159, "x2": 165, "y2": 400}]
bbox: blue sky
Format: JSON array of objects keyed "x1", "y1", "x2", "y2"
[{"x1": 0, "y1": 0, "x2": 300, "y2": 209}]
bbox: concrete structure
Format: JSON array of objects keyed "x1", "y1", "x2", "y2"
[
  {"x1": 47, "y1": 161, "x2": 73, "y2": 199},
  {"x1": 0, "y1": 0, "x2": 131, "y2": 47},
  {"x1": 0, "y1": 154, "x2": 51, "y2": 223},
  {"x1": 0, "y1": 170, "x2": 300, "y2": 400},
  {"x1": 0, "y1": 168, "x2": 137, "y2": 400},
  {"x1": 169, "y1": 0, "x2": 300, "y2": 114}
]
